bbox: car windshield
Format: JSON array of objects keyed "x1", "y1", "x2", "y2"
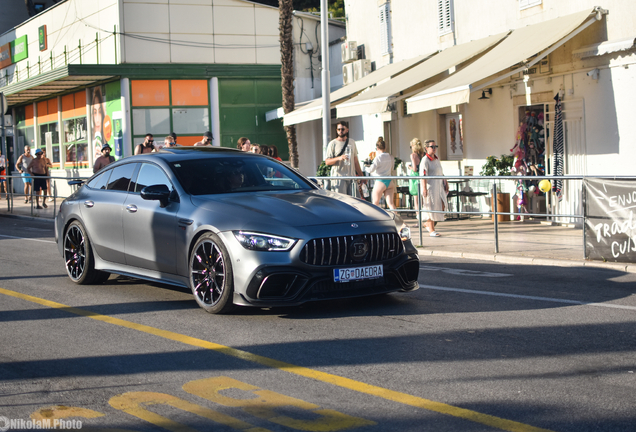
[{"x1": 169, "y1": 156, "x2": 314, "y2": 195}]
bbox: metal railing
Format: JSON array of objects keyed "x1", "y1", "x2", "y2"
[
  {"x1": 0, "y1": 174, "x2": 83, "y2": 219},
  {"x1": 311, "y1": 174, "x2": 635, "y2": 257}
]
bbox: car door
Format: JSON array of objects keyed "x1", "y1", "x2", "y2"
[
  {"x1": 80, "y1": 163, "x2": 137, "y2": 265},
  {"x1": 122, "y1": 162, "x2": 177, "y2": 274}
]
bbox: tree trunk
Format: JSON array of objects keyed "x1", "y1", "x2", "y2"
[{"x1": 279, "y1": 0, "x2": 299, "y2": 168}]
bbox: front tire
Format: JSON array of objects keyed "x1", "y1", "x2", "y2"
[
  {"x1": 63, "y1": 221, "x2": 110, "y2": 285},
  {"x1": 189, "y1": 233, "x2": 235, "y2": 314}
]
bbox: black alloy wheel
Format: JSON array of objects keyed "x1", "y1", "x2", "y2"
[
  {"x1": 63, "y1": 221, "x2": 109, "y2": 284},
  {"x1": 190, "y1": 233, "x2": 235, "y2": 314}
]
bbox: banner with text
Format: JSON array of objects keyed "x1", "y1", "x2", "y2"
[{"x1": 584, "y1": 178, "x2": 636, "y2": 263}]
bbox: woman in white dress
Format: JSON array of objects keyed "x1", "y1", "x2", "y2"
[
  {"x1": 364, "y1": 137, "x2": 396, "y2": 210},
  {"x1": 419, "y1": 140, "x2": 449, "y2": 236}
]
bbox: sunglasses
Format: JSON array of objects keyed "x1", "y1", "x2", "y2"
[
  {"x1": 428, "y1": 145, "x2": 438, "y2": 149},
  {"x1": 147, "y1": 140, "x2": 154, "y2": 143}
]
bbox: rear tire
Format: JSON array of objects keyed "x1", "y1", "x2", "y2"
[
  {"x1": 189, "y1": 233, "x2": 235, "y2": 314},
  {"x1": 63, "y1": 221, "x2": 110, "y2": 285}
]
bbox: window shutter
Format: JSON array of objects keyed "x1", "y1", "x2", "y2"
[
  {"x1": 379, "y1": 3, "x2": 392, "y2": 55},
  {"x1": 438, "y1": 0, "x2": 453, "y2": 36}
]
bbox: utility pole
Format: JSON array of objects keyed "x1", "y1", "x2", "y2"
[{"x1": 320, "y1": 0, "x2": 330, "y2": 156}]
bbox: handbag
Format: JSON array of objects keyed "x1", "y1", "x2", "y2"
[{"x1": 408, "y1": 170, "x2": 419, "y2": 196}]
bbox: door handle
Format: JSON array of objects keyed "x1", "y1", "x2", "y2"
[
  {"x1": 126, "y1": 204, "x2": 138, "y2": 213},
  {"x1": 83, "y1": 201, "x2": 94, "y2": 208}
]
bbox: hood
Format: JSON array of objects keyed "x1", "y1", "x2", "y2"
[{"x1": 190, "y1": 189, "x2": 391, "y2": 227}]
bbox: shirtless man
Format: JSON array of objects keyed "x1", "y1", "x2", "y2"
[
  {"x1": 194, "y1": 131, "x2": 213, "y2": 146},
  {"x1": 27, "y1": 148, "x2": 49, "y2": 209},
  {"x1": 15, "y1": 145, "x2": 33, "y2": 203},
  {"x1": 135, "y1": 134, "x2": 155, "y2": 155}
]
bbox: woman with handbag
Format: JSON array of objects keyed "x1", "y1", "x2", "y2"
[{"x1": 409, "y1": 138, "x2": 424, "y2": 219}]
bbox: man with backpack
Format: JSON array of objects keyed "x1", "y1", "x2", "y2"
[
  {"x1": 325, "y1": 120, "x2": 364, "y2": 194},
  {"x1": 93, "y1": 143, "x2": 115, "y2": 173}
]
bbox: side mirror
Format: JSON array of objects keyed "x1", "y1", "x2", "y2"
[{"x1": 141, "y1": 184, "x2": 171, "y2": 208}]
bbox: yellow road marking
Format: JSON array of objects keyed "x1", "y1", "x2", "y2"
[{"x1": 0, "y1": 287, "x2": 554, "y2": 432}]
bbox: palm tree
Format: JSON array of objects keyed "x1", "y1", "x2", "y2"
[{"x1": 279, "y1": 0, "x2": 298, "y2": 168}]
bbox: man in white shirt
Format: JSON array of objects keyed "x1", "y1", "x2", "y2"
[{"x1": 324, "y1": 121, "x2": 363, "y2": 194}]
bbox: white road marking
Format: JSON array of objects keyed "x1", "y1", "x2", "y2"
[
  {"x1": 0, "y1": 234, "x2": 55, "y2": 244},
  {"x1": 419, "y1": 265, "x2": 512, "y2": 278},
  {"x1": 419, "y1": 284, "x2": 636, "y2": 311}
]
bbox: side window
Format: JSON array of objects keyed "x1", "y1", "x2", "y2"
[
  {"x1": 86, "y1": 170, "x2": 111, "y2": 190},
  {"x1": 134, "y1": 163, "x2": 173, "y2": 193},
  {"x1": 107, "y1": 163, "x2": 136, "y2": 192}
]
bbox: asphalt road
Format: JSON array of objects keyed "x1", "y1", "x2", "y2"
[{"x1": 0, "y1": 216, "x2": 635, "y2": 432}]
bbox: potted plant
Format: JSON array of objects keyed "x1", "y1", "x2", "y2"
[
  {"x1": 316, "y1": 161, "x2": 331, "y2": 190},
  {"x1": 480, "y1": 154, "x2": 514, "y2": 222}
]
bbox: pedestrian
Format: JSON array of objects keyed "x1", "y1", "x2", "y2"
[
  {"x1": 0, "y1": 148, "x2": 7, "y2": 200},
  {"x1": 194, "y1": 131, "x2": 213, "y2": 146},
  {"x1": 268, "y1": 145, "x2": 282, "y2": 161},
  {"x1": 237, "y1": 137, "x2": 251, "y2": 151},
  {"x1": 250, "y1": 143, "x2": 260, "y2": 153},
  {"x1": 364, "y1": 137, "x2": 396, "y2": 211},
  {"x1": 93, "y1": 143, "x2": 115, "y2": 173},
  {"x1": 169, "y1": 132, "x2": 178, "y2": 145},
  {"x1": 409, "y1": 138, "x2": 424, "y2": 218},
  {"x1": 135, "y1": 134, "x2": 155, "y2": 154},
  {"x1": 26, "y1": 148, "x2": 48, "y2": 209},
  {"x1": 41, "y1": 148, "x2": 54, "y2": 202},
  {"x1": 163, "y1": 135, "x2": 176, "y2": 148},
  {"x1": 325, "y1": 121, "x2": 363, "y2": 195},
  {"x1": 419, "y1": 140, "x2": 449, "y2": 237},
  {"x1": 258, "y1": 144, "x2": 269, "y2": 156},
  {"x1": 15, "y1": 145, "x2": 33, "y2": 203}
]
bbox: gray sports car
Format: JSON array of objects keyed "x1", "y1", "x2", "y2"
[{"x1": 55, "y1": 147, "x2": 419, "y2": 313}]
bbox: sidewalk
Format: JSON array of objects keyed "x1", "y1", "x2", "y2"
[
  {"x1": 404, "y1": 214, "x2": 636, "y2": 273},
  {"x1": 2, "y1": 196, "x2": 634, "y2": 273}
]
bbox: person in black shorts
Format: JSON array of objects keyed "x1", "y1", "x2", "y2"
[{"x1": 27, "y1": 148, "x2": 49, "y2": 209}]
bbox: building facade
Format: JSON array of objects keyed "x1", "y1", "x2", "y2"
[
  {"x1": 0, "y1": 0, "x2": 345, "y2": 195},
  {"x1": 286, "y1": 0, "x2": 635, "y2": 220}
]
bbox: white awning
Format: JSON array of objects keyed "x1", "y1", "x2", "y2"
[
  {"x1": 336, "y1": 32, "x2": 508, "y2": 118},
  {"x1": 572, "y1": 37, "x2": 636, "y2": 58},
  {"x1": 406, "y1": 8, "x2": 602, "y2": 115},
  {"x1": 283, "y1": 53, "x2": 433, "y2": 126}
]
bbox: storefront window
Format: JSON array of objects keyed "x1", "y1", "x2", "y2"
[
  {"x1": 132, "y1": 109, "x2": 171, "y2": 135},
  {"x1": 63, "y1": 117, "x2": 88, "y2": 168},
  {"x1": 131, "y1": 79, "x2": 210, "y2": 147},
  {"x1": 15, "y1": 105, "x2": 35, "y2": 150},
  {"x1": 172, "y1": 108, "x2": 209, "y2": 134}
]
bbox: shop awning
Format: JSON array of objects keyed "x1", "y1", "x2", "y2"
[
  {"x1": 336, "y1": 32, "x2": 508, "y2": 118},
  {"x1": 572, "y1": 37, "x2": 636, "y2": 58},
  {"x1": 283, "y1": 53, "x2": 433, "y2": 126},
  {"x1": 406, "y1": 8, "x2": 604, "y2": 115},
  {"x1": 1, "y1": 65, "x2": 116, "y2": 106}
]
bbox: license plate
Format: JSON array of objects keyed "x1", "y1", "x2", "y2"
[{"x1": 334, "y1": 264, "x2": 383, "y2": 283}]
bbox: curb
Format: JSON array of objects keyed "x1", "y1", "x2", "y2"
[{"x1": 417, "y1": 248, "x2": 636, "y2": 273}]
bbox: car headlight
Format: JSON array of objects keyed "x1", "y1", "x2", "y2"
[
  {"x1": 399, "y1": 226, "x2": 411, "y2": 241},
  {"x1": 233, "y1": 231, "x2": 297, "y2": 251}
]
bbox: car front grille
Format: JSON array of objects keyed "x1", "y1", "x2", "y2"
[{"x1": 300, "y1": 232, "x2": 402, "y2": 266}]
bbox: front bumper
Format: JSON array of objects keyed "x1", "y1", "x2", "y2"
[{"x1": 232, "y1": 250, "x2": 420, "y2": 308}]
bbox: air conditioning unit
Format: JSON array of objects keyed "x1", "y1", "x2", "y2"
[
  {"x1": 342, "y1": 63, "x2": 354, "y2": 85},
  {"x1": 341, "y1": 41, "x2": 358, "y2": 63},
  {"x1": 352, "y1": 59, "x2": 372, "y2": 81}
]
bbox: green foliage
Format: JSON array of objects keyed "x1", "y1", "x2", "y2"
[
  {"x1": 253, "y1": 1, "x2": 344, "y2": 18},
  {"x1": 393, "y1": 156, "x2": 402, "y2": 171},
  {"x1": 480, "y1": 154, "x2": 514, "y2": 176},
  {"x1": 303, "y1": 0, "x2": 345, "y2": 18},
  {"x1": 317, "y1": 161, "x2": 330, "y2": 177}
]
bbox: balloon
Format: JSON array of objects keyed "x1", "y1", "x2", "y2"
[{"x1": 539, "y1": 179, "x2": 551, "y2": 193}]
